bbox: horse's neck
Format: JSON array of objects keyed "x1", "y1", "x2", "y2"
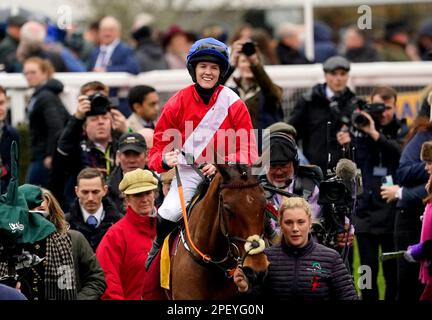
[{"x1": 188, "y1": 174, "x2": 225, "y2": 255}]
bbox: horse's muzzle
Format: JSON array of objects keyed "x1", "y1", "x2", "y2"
[{"x1": 242, "y1": 252, "x2": 269, "y2": 286}]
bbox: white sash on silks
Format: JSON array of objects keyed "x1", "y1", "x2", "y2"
[{"x1": 178, "y1": 86, "x2": 240, "y2": 165}]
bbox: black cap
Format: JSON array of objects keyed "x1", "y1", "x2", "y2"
[
  {"x1": 7, "y1": 15, "x2": 28, "y2": 27},
  {"x1": 118, "y1": 133, "x2": 147, "y2": 154},
  {"x1": 270, "y1": 134, "x2": 298, "y2": 166},
  {"x1": 323, "y1": 56, "x2": 350, "y2": 73},
  {"x1": 385, "y1": 21, "x2": 408, "y2": 40}
]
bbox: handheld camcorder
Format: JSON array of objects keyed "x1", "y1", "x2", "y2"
[
  {"x1": 313, "y1": 159, "x2": 357, "y2": 249},
  {"x1": 351, "y1": 103, "x2": 386, "y2": 128}
]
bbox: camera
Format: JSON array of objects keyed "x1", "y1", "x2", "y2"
[
  {"x1": 314, "y1": 173, "x2": 355, "y2": 249},
  {"x1": 87, "y1": 92, "x2": 111, "y2": 116},
  {"x1": 351, "y1": 103, "x2": 386, "y2": 127},
  {"x1": 241, "y1": 41, "x2": 256, "y2": 56}
]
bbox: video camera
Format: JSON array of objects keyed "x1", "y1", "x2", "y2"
[
  {"x1": 351, "y1": 103, "x2": 386, "y2": 128},
  {"x1": 312, "y1": 159, "x2": 358, "y2": 249}
]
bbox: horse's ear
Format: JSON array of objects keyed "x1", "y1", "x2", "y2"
[{"x1": 216, "y1": 164, "x2": 231, "y2": 182}]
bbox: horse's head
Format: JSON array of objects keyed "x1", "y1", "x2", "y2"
[{"x1": 216, "y1": 164, "x2": 269, "y2": 284}]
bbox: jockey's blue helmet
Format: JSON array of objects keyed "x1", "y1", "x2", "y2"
[{"x1": 186, "y1": 37, "x2": 230, "y2": 83}]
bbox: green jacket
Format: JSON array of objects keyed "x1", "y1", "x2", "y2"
[{"x1": 68, "y1": 229, "x2": 106, "y2": 300}]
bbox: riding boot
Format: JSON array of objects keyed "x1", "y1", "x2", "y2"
[{"x1": 145, "y1": 215, "x2": 177, "y2": 270}]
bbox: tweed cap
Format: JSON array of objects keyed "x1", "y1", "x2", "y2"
[{"x1": 119, "y1": 169, "x2": 158, "y2": 195}]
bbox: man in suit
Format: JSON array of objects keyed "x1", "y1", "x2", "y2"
[
  {"x1": 66, "y1": 167, "x2": 123, "y2": 252},
  {"x1": 88, "y1": 16, "x2": 140, "y2": 117},
  {"x1": 126, "y1": 85, "x2": 160, "y2": 132},
  {"x1": 88, "y1": 16, "x2": 140, "y2": 74}
]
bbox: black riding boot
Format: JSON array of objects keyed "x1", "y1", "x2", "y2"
[{"x1": 145, "y1": 215, "x2": 177, "y2": 270}]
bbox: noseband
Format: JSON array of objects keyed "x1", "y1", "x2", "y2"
[{"x1": 182, "y1": 179, "x2": 266, "y2": 278}]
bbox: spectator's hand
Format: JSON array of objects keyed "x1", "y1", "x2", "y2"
[
  {"x1": 201, "y1": 164, "x2": 216, "y2": 177},
  {"x1": 75, "y1": 95, "x2": 91, "y2": 120},
  {"x1": 380, "y1": 184, "x2": 400, "y2": 203},
  {"x1": 43, "y1": 156, "x2": 52, "y2": 170},
  {"x1": 230, "y1": 40, "x2": 244, "y2": 67},
  {"x1": 233, "y1": 266, "x2": 249, "y2": 293},
  {"x1": 354, "y1": 112, "x2": 380, "y2": 140},
  {"x1": 336, "y1": 224, "x2": 354, "y2": 248},
  {"x1": 110, "y1": 108, "x2": 128, "y2": 133},
  {"x1": 405, "y1": 43, "x2": 421, "y2": 61},
  {"x1": 336, "y1": 130, "x2": 351, "y2": 145},
  {"x1": 426, "y1": 176, "x2": 432, "y2": 194},
  {"x1": 93, "y1": 67, "x2": 106, "y2": 72},
  {"x1": 163, "y1": 149, "x2": 180, "y2": 168}
]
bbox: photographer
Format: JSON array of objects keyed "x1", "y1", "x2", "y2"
[
  {"x1": 228, "y1": 39, "x2": 284, "y2": 131},
  {"x1": 289, "y1": 56, "x2": 358, "y2": 177},
  {"x1": 51, "y1": 81, "x2": 128, "y2": 210},
  {"x1": 337, "y1": 86, "x2": 408, "y2": 300}
]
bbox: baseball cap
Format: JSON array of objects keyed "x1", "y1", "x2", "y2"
[
  {"x1": 119, "y1": 169, "x2": 158, "y2": 195},
  {"x1": 118, "y1": 132, "x2": 147, "y2": 154}
]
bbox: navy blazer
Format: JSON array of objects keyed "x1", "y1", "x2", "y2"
[{"x1": 88, "y1": 41, "x2": 140, "y2": 74}]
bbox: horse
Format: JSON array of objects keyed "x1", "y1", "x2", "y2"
[{"x1": 168, "y1": 164, "x2": 269, "y2": 300}]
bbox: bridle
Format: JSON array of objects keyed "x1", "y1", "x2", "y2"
[{"x1": 181, "y1": 178, "x2": 266, "y2": 278}]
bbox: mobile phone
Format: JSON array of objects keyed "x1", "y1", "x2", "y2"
[{"x1": 382, "y1": 175, "x2": 393, "y2": 186}]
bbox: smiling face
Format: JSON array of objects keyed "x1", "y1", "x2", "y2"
[
  {"x1": 280, "y1": 207, "x2": 312, "y2": 248},
  {"x1": 267, "y1": 162, "x2": 294, "y2": 188},
  {"x1": 195, "y1": 61, "x2": 220, "y2": 89}
]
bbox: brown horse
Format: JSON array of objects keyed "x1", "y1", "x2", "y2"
[{"x1": 168, "y1": 164, "x2": 269, "y2": 300}]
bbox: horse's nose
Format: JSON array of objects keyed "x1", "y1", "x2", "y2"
[{"x1": 242, "y1": 266, "x2": 267, "y2": 285}]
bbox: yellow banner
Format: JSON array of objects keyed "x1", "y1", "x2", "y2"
[{"x1": 395, "y1": 92, "x2": 422, "y2": 125}]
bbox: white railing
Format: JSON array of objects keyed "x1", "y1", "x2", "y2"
[{"x1": 1, "y1": 61, "x2": 432, "y2": 126}]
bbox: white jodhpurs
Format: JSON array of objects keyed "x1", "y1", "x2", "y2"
[{"x1": 158, "y1": 164, "x2": 204, "y2": 222}]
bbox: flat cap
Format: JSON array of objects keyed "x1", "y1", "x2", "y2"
[
  {"x1": 119, "y1": 169, "x2": 158, "y2": 195},
  {"x1": 323, "y1": 56, "x2": 350, "y2": 73}
]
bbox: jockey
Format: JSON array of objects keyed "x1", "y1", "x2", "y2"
[{"x1": 145, "y1": 37, "x2": 258, "y2": 269}]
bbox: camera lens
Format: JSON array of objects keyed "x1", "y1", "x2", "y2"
[
  {"x1": 352, "y1": 112, "x2": 369, "y2": 127},
  {"x1": 88, "y1": 93, "x2": 110, "y2": 115},
  {"x1": 241, "y1": 42, "x2": 256, "y2": 56}
]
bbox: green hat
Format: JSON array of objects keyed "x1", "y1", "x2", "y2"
[
  {"x1": 18, "y1": 184, "x2": 44, "y2": 210},
  {"x1": 0, "y1": 142, "x2": 55, "y2": 244},
  {"x1": 119, "y1": 169, "x2": 158, "y2": 195}
]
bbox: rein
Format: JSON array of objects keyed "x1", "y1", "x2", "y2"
[{"x1": 177, "y1": 166, "x2": 265, "y2": 278}]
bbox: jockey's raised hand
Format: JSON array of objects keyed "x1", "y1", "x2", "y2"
[
  {"x1": 201, "y1": 163, "x2": 216, "y2": 177},
  {"x1": 163, "y1": 149, "x2": 180, "y2": 168}
]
